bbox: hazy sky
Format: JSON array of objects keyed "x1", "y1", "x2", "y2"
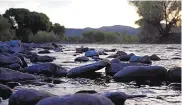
[{"x1": 0, "y1": 0, "x2": 140, "y2": 28}]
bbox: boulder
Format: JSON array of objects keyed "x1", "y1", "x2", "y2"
[
  {"x1": 0, "y1": 68, "x2": 37, "y2": 82},
  {"x1": 150, "y1": 54, "x2": 161, "y2": 61},
  {"x1": 8, "y1": 40, "x2": 21, "y2": 47},
  {"x1": 67, "y1": 59, "x2": 110, "y2": 78},
  {"x1": 117, "y1": 53, "x2": 134, "y2": 61},
  {"x1": 106, "y1": 59, "x2": 149, "y2": 75},
  {"x1": 0, "y1": 43, "x2": 12, "y2": 53},
  {"x1": 9, "y1": 89, "x2": 55, "y2": 105},
  {"x1": 76, "y1": 47, "x2": 89, "y2": 53},
  {"x1": 0, "y1": 84, "x2": 13, "y2": 100},
  {"x1": 74, "y1": 56, "x2": 89, "y2": 62},
  {"x1": 23, "y1": 63, "x2": 67, "y2": 77},
  {"x1": 104, "y1": 49, "x2": 116, "y2": 52},
  {"x1": 7, "y1": 63, "x2": 21, "y2": 70},
  {"x1": 114, "y1": 66, "x2": 167, "y2": 84},
  {"x1": 107, "y1": 54, "x2": 119, "y2": 58},
  {"x1": 75, "y1": 90, "x2": 97, "y2": 94},
  {"x1": 54, "y1": 47, "x2": 62, "y2": 52},
  {"x1": 103, "y1": 92, "x2": 146, "y2": 105},
  {"x1": 166, "y1": 67, "x2": 181, "y2": 83},
  {"x1": 38, "y1": 50, "x2": 51, "y2": 54},
  {"x1": 36, "y1": 94, "x2": 114, "y2": 105},
  {"x1": 13, "y1": 53, "x2": 28, "y2": 68},
  {"x1": 116, "y1": 51, "x2": 127, "y2": 56},
  {"x1": 30, "y1": 55, "x2": 54, "y2": 63},
  {"x1": 85, "y1": 50, "x2": 99, "y2": 57},
  {"x1": 129, "y1": 55, "x2": 152, "y2": 64},
  {"x1": 6, "y1": 82, "x2": 21, "y2": 88},
  {"x1": 97, "y1": 51, "x2": 108, "y2": 55}
]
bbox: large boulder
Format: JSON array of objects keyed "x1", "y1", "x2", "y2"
[
  {"x1": 67, "y1": 59, "x2": 110, "y2": 78},
  {"x1": 0, "y1": 43, "x2": 12, "y2": 53},
  {"x1": 129, "y1": 55, "x2": 152, "y2": 64},
  {"x1": 8, "y1": 40, "x2": 21, "y2": 47},
  {"x1": 76, "y1": 47, "x2": 89, "y2": 53},
  {"x1": 30, "y1": 55, "x2": 54, "y2": 63},
  {"x1": 85, "y1": 50, "x2": 99, "y2": 57},
  {"x1": 36, "y1": 94, "x2": 114, "y2": 105},
  {"x1": 0, "y1": 54, "x2": 23, "y2": 68},
  {"x1": 9, "y1": 89, "x2": 55, "y2": 105},
  {"x1": 0, "y1": 84, "x2": 13, "y2": 100},
  {"x1": 166, "y1": 67, "x2": 181, "y2": 83},
  {"x1": 117, "y1": 53, "x2": 134, "y2": 61},
  {"x1": 23, "y1": 63, "x2": 67, "y2": 77},
  {"x1": 74, "y1": 56, "x2": 89, "y2": 62},
  {"x1": 0, "y1": 68, "x2": 37, "y2": 83},
  {"x1": 106, "y1": 59, "x2": 149, "y2": 75},
  {"x1": 114, "y1": 66, "x2": 167, "y2": 84},
  {"x1": 116, "y1": 51, "x2": 127, "y2": 56},
  {"x1": 150, "y1": 54, "x2": 161, "y2": 61}
]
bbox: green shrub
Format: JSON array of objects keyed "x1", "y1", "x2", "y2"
[{"x1": 28, "y1": 31, "x2": 59, "y2": 43}]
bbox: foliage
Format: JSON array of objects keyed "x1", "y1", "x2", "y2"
[
  {"x1": 51, "y1": 23, "x2": 65, "y2": 38},
  {"x1": 28, "y1": 31, "x2": 59, "y2": 43},
  {"x1": 130, "y1": 1, "x2": 181, "y2": 43},
  {"x1": 0, "y1": 16, "x2": 16, "y2": 41}
]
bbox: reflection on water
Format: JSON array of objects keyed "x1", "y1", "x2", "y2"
[{"x1": 1, "y1": 44, "x2": 181, "y2": 105}]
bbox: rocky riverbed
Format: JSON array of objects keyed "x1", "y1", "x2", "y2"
[{"x1": 0, "y1": 41, "x2": 181, "y2": 105}]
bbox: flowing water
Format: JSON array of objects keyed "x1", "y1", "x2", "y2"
[{"x1": 1, "y1": 44, "x2": 181, "y2": 105}]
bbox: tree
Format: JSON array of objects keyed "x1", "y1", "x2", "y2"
[
  {"x1": 3, "y1": 8, "x2": 52, "y2": 42},
  {"x1": 51, "y1": 23, "x2": 65, "y2": 38},
  {"x1": 130, "y1": 1, "x2": 181, "y2": 42},
  {"x1": 0, "y1": 16, "x2": 15, "y2": 41}
]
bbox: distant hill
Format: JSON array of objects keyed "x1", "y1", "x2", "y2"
[{"x1": 65, "y1": 25, "x2": 138, "y2": 36}]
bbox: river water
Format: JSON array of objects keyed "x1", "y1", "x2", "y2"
[{"x1": 1, "y1": 44, "x2": 181, "y2": 105}]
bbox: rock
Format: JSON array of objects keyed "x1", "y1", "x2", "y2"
[
  {"x1": 55, "y1": 47, "x2": 62, "y2": 52},
  {"x1": 0, "y1": 43, "x2": 12, "y2": 53},
  {"x1": 150, "y1": 54, "x2": 161, "y2": 61},
  {"x1": 76, "y1": 47, "x2": 89, "y2": 53},
  {"x1": 117, "y1": 53, "x2": 134, "y2": 61},
  {"x1": 85, "y1": 50, "x2": 99, "y2": 57},
  {"x1": 9, "y1": 89, "x2": 55, "y2": 105},
  {"x1": 129, "y1": 55, "x2": 152, "y2": 64},
  {"x1": 97, "y1": 51, "x2": 108, "y2": 55},
  {"x1": 30, "y1": 55, "x2": 54, "y2": 63},
  {"x1": 38, "y1": 43, "x2": 55, "y2": 50},
  {"x1": 107, "y1": 54, "x2": 119, "y2": 58},
  {"x1": 114, "y1": 66, "x2": 167, "y2": 84},
  {"x1": 52, "y1": 79, "x2": 64, "y2": 84},
  {"x1": 0, "y1": 54, "x2": 23, "y2": 68},
  {"x1": 166, "y1": 67, "x2": 181, "y2": 82},
  {"x1": 116, "y1": 51, "x2": 127, "y2": 56},
  {"x1": 171, "y1": 57, "x2": 181, "y2": 59},
  {"x1": 104, "y1": 49, "x2": 116, "y2": 52},
  {"x1": 106, "y1": 60, "x2": 149, "y2": 75},
  {"x1": 168, "y1": 83, "x2": 181, "y2": 90},
  {"x1": 0, "y1": 84, "x2": 13, "y2": 100},
  {"x1": 52, "y1": 43, "x2": 59, "y2": 48},
  {"x1": 10, "y1": 46, "x2": 24, "y2": 53},
  {"x1": 6, "y1": 82, "x2": 21, "y2": 88},
  {"x1": 13, "y1": 53, "x2": 28, "y2": 68},
  {"x1": 0, "y1": 68, "x2": 37, "y2": 82},
  {"x1": 103, "y1": 92, "x2": 146, "y2": 105},
  {"x1": 74, "y1": 56, "x2": 89, "y2": 62},
  {"x1": 91, "y1": 56, "x2": 102, "y2": 61},
  {"x1": 38, "y1": 50, "x2": 51, "y2": 54},
  {"x1": 75, "y1": 90, "x2": 97, "y2": 94},
  {"x1": 67, "y1": 59, "x2": 110, "y2": 78},
  {"x1": 7, "y1": 63, "x2": 21, "y2": 70},
  {"x1": 23, "y1": 63, "x2": 67, "y2": 77},
  {"x1": 8, "y1": 40, "x2": 21, "y2": 47},
  {"x1": 36, "y1": 94, "x2": 114, "y2": 105}
]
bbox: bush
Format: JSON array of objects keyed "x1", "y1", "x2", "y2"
[{"x1": 28, "y1": 31, "x2": 59, "y2": 43}]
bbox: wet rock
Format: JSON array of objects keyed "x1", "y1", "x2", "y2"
[
  {"x1": 67, "y1": 59, "x2": 110, "y2": 78},
  {"x1": 38, "y1": 43, "x2": 55, "y2": 50},
  {"x1": 52, "y1": 43, "x2": 59, "y2": 48},
  {"x1": 53, "y1": 79, "x2": 64, "y2": 84},
  {"x1": 9, "y1": 89, "x2": 55, "y2": 105},
  {"x1": 7, "y1": 63, "x2": 21, "y2": 70},
  {"x1": 168, "y1": 83, "x2": 181, "y2": 90},
  {"x1": 0, "y1": 43, "x2": 12, "y2": 53},
  {"x1": 91, "y1": 56, "x2": 102, "y2": 61},
  {"x1": 36, "y1": 94, "x2": 114, "y2": 105},
  {"x1": 0, "y1": 68, "x2": 37, "y2": 82},
  {"x1": 8, "y1": 40, "x2": 21, "y2": 47},
  {"x1": 97, "y1": 51, "x2": 108, "y2": 55},
  {"x1": 13, "y1": 53, "x2": 28, "y2": 68},
  {"x1": 55, "y1": 47, "x2": 62, "y2": 52},
  {"x1": 0, "y1": 84, "x2": 13, "y2": 100},
  {"x1": 116, "y1": 51, "x2": 127, "y2": 56},
  {"x1": 117, "y1": 53, "x2": 134, "y2": 61},
  {"x1": 75, "y1": 90, "x2": 97, "y2": 94},
  {"x1": 129, "y1": 55, "x2": 152, "y2": 64},
  {"x1": 150, "y1": 54, "x2": 161, "y2": 61},
  {"x1": 85, "y1": 50, "x2": 99, "y2": 57},
  {"x1": 106, "y1": 59, "x2": 149, "y2": 75},
  {"x1": 23, "y1": 63, "x2": 67, "y2": 77},
  {"x1": 6, "y1": 82, "x2": 21, "y2": 88},
  {"x1": 38, "y1": 50, "x2": 51, "y2": 54},
  {"x1": 30, "y1": 55, "x2": 54, "y2": 63},
  {"x1": 104, "y1": 92, "x2": 146, "y2": 105},
  {"x1": 0, "y1": 54, "x2": 23, "y2": 68},
  {"x1": 171, "y1": 57, "x2": 181, "y2": 60},
  {"x1": 104, "y1": 49, "x2": 116, "y2": 52},
  {"x1": 114, "y1": 66, "x2": 167, "y2": 84},
  {"x1": 166, "y1": 67, "x2": 181, "y2": 82},
  {"x1": 76, "y1": 47, "x2": 89, "y2": 53},
  {"x1": 107, "y1": 54, "x2": 119, "y2": 58},
  {"x1": 74, "y1": 56, "x2": 89, "y2": 62}
]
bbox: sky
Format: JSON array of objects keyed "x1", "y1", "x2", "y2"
[{"x1": 0, "y1": 0, "x2": 140, "y2": 28}]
